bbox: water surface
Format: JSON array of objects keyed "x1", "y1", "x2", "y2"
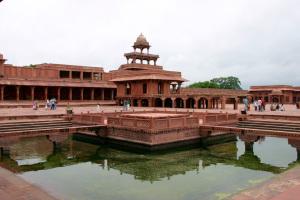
[{"x1": 0, "y1": 135, "x2": 299, "y2": 200}]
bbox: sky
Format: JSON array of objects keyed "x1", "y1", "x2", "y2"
[{"x1": 0, "y1": 0, "x2": 300, "y2": 89}]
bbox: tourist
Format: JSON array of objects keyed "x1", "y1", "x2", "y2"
[
  {"x1": 33, "y1": 101, "x2": 38, "y2": 110},
  {"x1": 261, "y1": 99, "x2": 265, "y2": 111},
  {"x1": 276, "y1": 104, "x2": 280, "y2": 111},
  {"x1": 279, "y1": 104, "x2": 285, "y2": 111},
  {"x1": 243, "y1": 98, "x2": 249, "y2": 111},
  {"x1": 253, "y1": 100, "x2": 258, "y2": 111},
  {"x1": 45, "y1": 99, "x2": 50, "y2": 110},
  {"x1": 257, "y1": 99, "x2": 262, "y2": 112}
]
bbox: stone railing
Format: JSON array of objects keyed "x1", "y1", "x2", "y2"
[{"x1": 107, "y1": 115, "x2": 199, "y2": 131}]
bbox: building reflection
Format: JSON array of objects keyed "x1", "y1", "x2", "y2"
[{"x1": 0, "y1": 134, "x2": 299, "y2": 182}]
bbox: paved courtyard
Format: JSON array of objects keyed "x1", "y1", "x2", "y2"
[{"x1": 0, "y1": 104, "x2": 299, "y2": 118}]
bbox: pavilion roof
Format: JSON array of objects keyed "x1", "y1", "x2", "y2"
[{"x1": 110, "y1": 74, "x2": 186, "y2": 82}]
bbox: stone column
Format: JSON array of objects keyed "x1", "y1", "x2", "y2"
[
  {"x1": 221, "y1": 97, "x2": 226, "y2": 109},
  {"x1": 148, "y1": 98, "x2": 153, "y2": 107},
  {"x1": 216, "y1": 99, "x2": 219, "y2": 109},
  {"x1": 45, "y1": 87, "x2": 48, "y2": 100},
  {"x1": 172, "y1": 98, "x2": 175, "y2": 108},
  {"x1": 31, "y1": 86, "x2": 35, "y2": 101},
  {"x1": 16, "y1": 86, "x2": 20, "y2": 101},
  {"x1": 234, "y1": 98, "x2": 239, "y2": 110},
  {"x1": 162, "y1": 99, "x2": 165, "y2": 108},
  {"x1": 101, "y1": 89, "x2": 105, "y2": 100},
  {"x1": 80, "y1": 88, "x2": 84, "y2": 100},
  {"x1": 183, "y1": 98, "x2": 186, "y2": 108},
  {"x1": 0, "y1": 86, "x2": 4, "y2": 101},
  {"x1": 138, "y1": 99, "x2": 142, "y2": 107},
  {"x1": 57, "y1": 87, "x2": 61, "y2": 101},
  {"x1": 91, "y1": 88, "x2": 95, "y2": 101},
  {"x1": 207, "y1": 98, "x2": 212, "y2": 109},
  {"x1": 69, "y1": 88, "x2": 72, "y2": 101},
  {"x1": 111, "y1": 89, "x2": 114, "y2": 100}
]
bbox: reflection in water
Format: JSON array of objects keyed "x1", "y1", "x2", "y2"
[{"x1": 0, "y1": 135, "x2": 299, "y2": 200}]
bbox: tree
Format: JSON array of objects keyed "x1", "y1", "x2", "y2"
[
  {"x1": 188, "y1": 76, "x2": 242, "y2": 89},
  {"x1": 188, "y1": 81, "x2": 220, "y2": 89},
  {"x1": 210, "y1": 76, "x2": 242, "y2": 89}
]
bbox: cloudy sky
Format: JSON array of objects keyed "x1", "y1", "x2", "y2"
[{"x1": 1, "y1": 0, "x2": 300, "y2": 89}]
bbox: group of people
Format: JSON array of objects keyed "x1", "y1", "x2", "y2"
[
  {"x1": 33, "y1": 98, "x2": 57, "y2": 110},
  {"x1": 46, "y1": 98, "x2": 57, "y2": 110},
  {"x1": 270, "y1": 103, "x2": 285, "y2": 111},
  {"x1": 253, "y1": 99, "x2": 266, "y2": 112}
]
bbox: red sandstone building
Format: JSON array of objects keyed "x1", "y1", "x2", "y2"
[
  {"x1": 249, "y1": 85, "x2": 300, "y2": 104},
  {"x1": 0, "y1": 34, "x2": 249, "y2": 109}
]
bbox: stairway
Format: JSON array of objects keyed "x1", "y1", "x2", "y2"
[
  {"x1": 237, "y1": 120, "x2": 300, "y2": 133},
  {"x1": 0, "y1": 119, "x2": 74, "y2": 134}
]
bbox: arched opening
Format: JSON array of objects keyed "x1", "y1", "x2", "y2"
[
  {"x1": 83, "y1": 88, "x2": 91, "y2": 100},
  {"x1": 133, "y1": 99, "x2": 138, "y2": 107},
  {"x1": 186, "y1": 98, "x2": 195, "y2": 108},
  {"x1": 48, "y1": 87, "x2": 58, "y2": 99},
  {"x1": 72, "y1": 88, "x2": 81, "y2": 100},
  {"x1": 154, "y1": 98, "x2": 163, "y2": 107},
  {"x1": 141, "y1": 99, "x2": 148, "y2": 107},
  {"x1": 175, "y1": 98, "x2": 184, "y2": 108},
  {"x1": 4, "y1": 86, "x2": 17, "y2": 100},
  {"x1": 211, "y1": 98, "x2": 220, "y2": 109},
  {"x1": 34, "y1": 87, "x2": 45, "y2": 100},
  {"x1": 164, "y1": 98, "x2": 173, "y2": 108},
  {"x1": 60, "y1": 87, "x2": 69, "y2": 100},
  {"x1": 198, "y1": 97, "x2": 208, "y2": 109},
  {"x1": 19, "y1": 86, "x2": 31, "y2": 100},
  {"x1": 94, "y1": 88, "x2": 102, "y2": 100}
]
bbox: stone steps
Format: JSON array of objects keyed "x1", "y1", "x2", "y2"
[
  {"x1": 0, "y1": 119, "x2": 73, "y2": 134},
  {"x1": 237, "y1": 120, "x2": 300, "y2": 133}
]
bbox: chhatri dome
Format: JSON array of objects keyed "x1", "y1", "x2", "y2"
[{"x1": 133, "y1": 33, "x2": 150, "y2": 50}]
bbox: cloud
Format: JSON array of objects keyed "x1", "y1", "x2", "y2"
[{"x1": 1, "y1": 0, "x2": 300, "y2": 89}]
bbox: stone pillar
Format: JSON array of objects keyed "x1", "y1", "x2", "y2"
[
  {"x1": 31, "y1": 86, "x2": 35, "y2": 101},
  {"x1": 234, "y1": 98, "x2": 239, "y2": 110},
  {"x1": 101, "y1": 89, "x2": 105, "y2": 100},
  {"x1": 216, "y1": 99, "x2": 219, "y2": 109},
  {"x1": 69, "y1": 88, "x2": 72, "y2": 101},
  {"x1": 80, "y1": 72, "x2": 83, "y2": 80},
  {"x1": 16, "y1": 86, "x2": 20, "y2": 101},
  {"x1": 207, "y1": 98, "x2": 212, "y2": 109},
  {"x1": 91, "y1": 88, "x2": 94, "y2": 101},
  {"x1": 80, "y1": 88, "x2": 84, "y2": 100},
  {"x1": 138, "y1": 99, "x2": 142, "y2": 107},
  {"x1": 45, "y1": 87, "x2": 48, "y2": 100},
  {"x1": 221, "y1": 97, "x2": 226, "y2": 109},
  {"x1": 57, "y1": 87, "x2": 61, "y2": 101},
  {"x1": 183, "y1": 98, "x2": 186, "y2": 108},
  {"x1": 172, "y1": 98, "x2": 175, "y2": 108},
  {"x1": 162, "y1": 99, "x2": 165, "y2": 108},
  {"x1": 111, "y1": 89, "x2": 114, "y2": 100},
  {"x1": 148, "y1": 98, "x2": 152, "y2": 107},
  {"x1": 0, "y1": 86, "x2": 4, "y2": 101}
]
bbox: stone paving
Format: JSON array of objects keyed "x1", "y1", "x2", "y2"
[
  {"x1": 231, "y1": 165, "x2": 300, "y2": 200},
  {"x1": 0, "y1": 104, "x2": 299, "y2": 118},
  {"x1": 0, "y1": 166, "x2": 57, "y2": 200}
]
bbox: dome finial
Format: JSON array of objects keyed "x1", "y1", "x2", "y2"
[{"x1": 133, "y1": 33, "x2": 150, "y2": 49}]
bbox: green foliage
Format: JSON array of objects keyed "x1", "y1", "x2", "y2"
[
  {"x1": 188, "y1": 76, "x2": 242, "y2": 90},
  {"x1": 188, "y1": 81, "x2": 220, "y2": 89},
  {"x1": 28, "y1": 64, "x2": 37, "y2": 68},
  {"x1": 210, "y1": 76, "x2": 242, "y2": 89}
]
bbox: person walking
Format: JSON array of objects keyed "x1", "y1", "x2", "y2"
[{"x1": 257, "y1": 99, "x2": 262, "y2": 112}]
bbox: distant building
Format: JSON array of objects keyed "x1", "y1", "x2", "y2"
[
  {"x1": 249, "y1": 85, "x2": 300, "y2": 104},
  {"x1": 0, "y1": 34, "x2": 249, "y2": 109}
]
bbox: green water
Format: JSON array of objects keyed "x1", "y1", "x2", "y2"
[{"x1": 0, "y1": 135, "x2": 299, "y2": 200}]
